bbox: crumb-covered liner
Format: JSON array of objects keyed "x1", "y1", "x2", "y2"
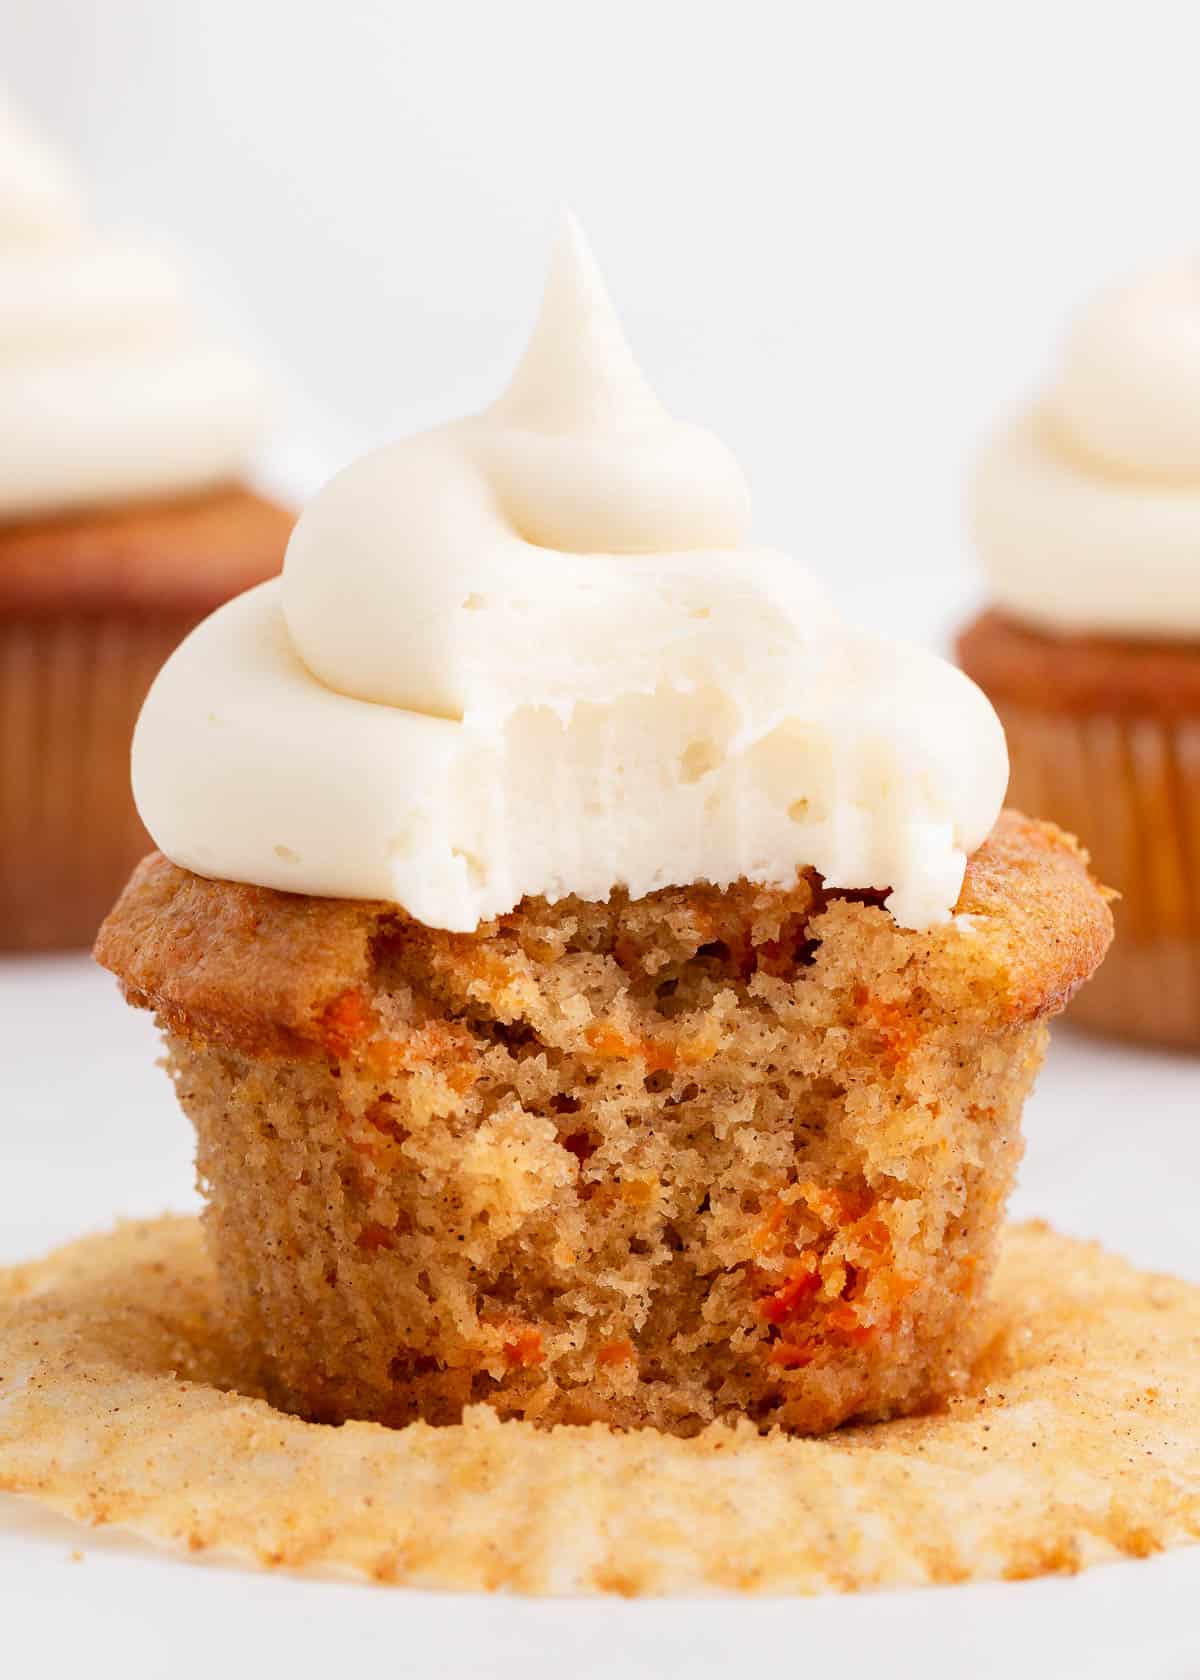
[{"x1": 0, "y1": 1216, "x2": 1196, "y2": 1595}]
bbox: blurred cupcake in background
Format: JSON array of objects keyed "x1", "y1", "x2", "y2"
[
  {"x1": 0, "y1": 98, "x2": 292, "y2": 949},
  {"x1": 959, "y1": 260, "x2": 1200, "y2": 1049}
]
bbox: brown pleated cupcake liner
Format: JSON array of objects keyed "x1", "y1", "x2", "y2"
[
  {"x1": 0, "y1": 613, "x2": 197, "y2": 950},
  {"x1": 997, "y1": 700, "x2": 1200, "y2": 1048}
]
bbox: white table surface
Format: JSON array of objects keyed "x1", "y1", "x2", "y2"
[{"x1": 2, "y1": 954, "x2": 1198, "y2": 1679}]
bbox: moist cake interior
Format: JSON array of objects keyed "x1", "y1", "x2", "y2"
[{"x1": 96, "y1": 814, "x2": 1111, "y2": 1436}]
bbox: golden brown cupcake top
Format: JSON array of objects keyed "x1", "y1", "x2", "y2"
[
  {"x1": 958, "y1": 608, "x2": 1200, "y2": 717},
  {"x1": 0, "y1": 489, "x2": 294, "y2": 617},
  {"x1": 95, "y1": 810, "x2": 1113, "y2": 1063}
]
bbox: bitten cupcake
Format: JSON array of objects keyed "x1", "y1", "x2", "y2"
[
  {"x1": 97, "y1": 222, "x2": 1111, "y2": 1437},
  {"x1": 960, "y1": 260, "x2": 1200, "y2": 1049},
  {"x1": 0, "y1": 100, "x2": 292, "y2": 949}
]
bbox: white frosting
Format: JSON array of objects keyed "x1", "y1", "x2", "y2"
[
  {"x1": 972, "y1": 258, "x2": 1200, "y2": 636},
  {"x1": 0, "y1": 100, "x2": 268, "y2": 518},
  {"x1": 134, "y1": 218, "x2": 1007, "y2": 931},
  {"x1": 0, "y1": 99, "x2": 83, "y2": 242}
]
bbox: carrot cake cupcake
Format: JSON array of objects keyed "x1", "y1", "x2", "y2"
[
  {"x1": 0, "y1": 99, "x2": 291, "y2": 949},
  {"x1": 97, "y1": 220, "x2": 1112, "y2": 1436},
  {"x1": 960, "y1": 260, "x2": 1200, "y2": 1048}
]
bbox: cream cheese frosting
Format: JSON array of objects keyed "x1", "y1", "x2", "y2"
[
  {"x1": 133, "y1": 218, "x2": 1007, "y2": 931},
  {"x1": 971, "y1": 258, "x2": 1200, "y2": 637},
  {"x1": 0, "y1": 100, "x2": 268, "y2": 518}
]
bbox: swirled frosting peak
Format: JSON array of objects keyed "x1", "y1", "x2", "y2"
[
  {"x1": 971, "y1": 257, "x2": 1200, "y2": 635},
  {"x1": 0, "y1": 98, "x2": 268, "y2": 518},
  {"x1": 134, "y1": 219, "x2": 1007, "y2": 931}
]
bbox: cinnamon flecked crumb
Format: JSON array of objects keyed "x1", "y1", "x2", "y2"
[{"x1": 95, "y1": 811, "x2": 1111, "y2": 1435}]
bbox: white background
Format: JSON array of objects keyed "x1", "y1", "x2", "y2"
[
  {"x1": 3, "y1": 3, "x2": 1200, "y2": 1675},
  {"x1": 10, "y1": 1, "x2": 1200, "y2": 648}
]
